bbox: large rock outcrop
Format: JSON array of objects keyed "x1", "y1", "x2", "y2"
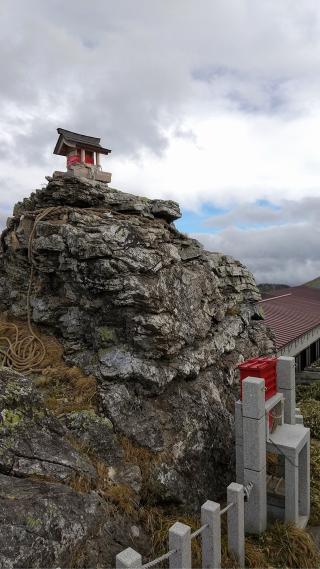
[{"x1": 0, "y1": 176, "x2": 274, "y2": 508}]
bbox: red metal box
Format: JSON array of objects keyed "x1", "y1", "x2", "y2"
[{"x1": 238, "y1": 356, "x2": 277, "y2": 400}]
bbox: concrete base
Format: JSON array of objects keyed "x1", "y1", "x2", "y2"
[
  {"x1": 297, "y1": 515, "x2": 309, "y2": 529},
  {"x1": 53, "y1": 168, "x2": 112, "y2": 183},
  {"x1": 267, "y1": 504, "x2": 307, "y2": 527}
]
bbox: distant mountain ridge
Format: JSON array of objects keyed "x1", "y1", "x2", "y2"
[{"x1": 304, "y1": 276, "x2": 320, "y2": 289}]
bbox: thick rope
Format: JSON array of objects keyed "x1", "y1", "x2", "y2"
[
  {"x1": 0, "y1": 205, "x2": 115, "y2": 374},
  {"x1": 0, "y1": 207, "x2": 61, "y2": 373}
]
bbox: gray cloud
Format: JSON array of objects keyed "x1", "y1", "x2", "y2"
[
  {"x1": 205, "y1": 197, "x2": 320, "y2": 228},
  {"x1": 193, "y1": 220, "x2": 320, "y2": 285},
  {"x1": 2, "y1": 0, "x2": 320, "y2": 287},
  {"x1": 2, "y1": 0, "x2": 320, "y2": 166},
  {"x1": 0, "y1": 211, "x2": 8, "y2": 229}
]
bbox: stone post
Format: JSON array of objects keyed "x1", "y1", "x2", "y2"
[
  {"x1": 201, "y1": 500, "x2": 221, "y2": 569},
  {"x1": 285, "y1": 449, "x2": 299, "y2": 524},
  {"x1": 299, "y1": 434, "x2": 310, "y2": 519},
  {"x1": 235, "y1": 400, "x2": 244, "y2": 484},
  {"x1": 242, "y1": 377, "x2": 267, "y2": 534},
  {"x1": 169, "y1": 522, "x2": 191, "y2": 569},
  {"x1": 277, "y1": 357, "x2": 296, "y2": 424},
  {"x1": 227, "y1": 483, "x2": 245, "y2": 567},
  {"x1": 116, "y1": 548, "x2": 142, "y2": 568}
]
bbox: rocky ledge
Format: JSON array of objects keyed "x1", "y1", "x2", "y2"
[{"x1": 0, "y1": 177, "x2": 274, "y2": 566}]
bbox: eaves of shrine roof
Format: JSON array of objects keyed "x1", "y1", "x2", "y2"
[{"x1": 54, "y1": 128, "x2": 112, "y2": 156}]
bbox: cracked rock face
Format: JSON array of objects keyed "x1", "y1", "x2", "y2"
[
  {"x1": 0, "y1": 368, "x2": 96, "y2": 482},
  {"x1": 0, "y1": 177, "x2": 275, "y2": 506},
  {"x1": 0, "y1": 474, "x2": 105, "y2": 569},
  {"x1": 0, "y1": 367, "x2": 147, "y2": 569}
]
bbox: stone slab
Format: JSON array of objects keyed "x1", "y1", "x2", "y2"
[
  {"x1": 242, "y1": 377, "x2": 265, "y2": 420},
  {"x1": 243, "y1": 416, "x2": 266, "y2": 471},
  {"x1": 236, "y1": 442, "x2": 244, "y2": 484},
  {"x1": 277, "y1": 356, "x2": 295, "y2": 390},
  {"x1": 244, "y1": 467, "x2": 267, "y2": 534},
  {"x1": 278, "y1": 386, "x2": 296, "y2": 424},
  {"x1": 267, "y1": 424, "x2": 309, "y2": 455},
  {"x1": 235, "y1": 400, "x2": 243, "y2": 444}
]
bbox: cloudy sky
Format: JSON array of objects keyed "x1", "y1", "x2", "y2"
[{"x1": 1, "y1": 0, "x2": 320, "y2": 284}]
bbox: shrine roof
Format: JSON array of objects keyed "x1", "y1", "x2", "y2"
[{"x1": 54, "y1": 128, "x2": 112, "y2": 156}]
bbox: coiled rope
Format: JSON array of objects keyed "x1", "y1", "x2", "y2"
[
  {"x1": 0, "y1": 205, "x2": 114, "y2": 374},
  {"x1": 0, "y1": 207, "x2": 61, "y2": 373}
]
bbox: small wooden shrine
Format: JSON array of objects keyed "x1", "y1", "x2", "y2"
[{"x1": 53, "y1": 128, "x2": 112, "y2": 182}]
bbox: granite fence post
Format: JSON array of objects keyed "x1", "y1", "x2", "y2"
[
  {"x1": 169, "y1": 521, "x2": 191, "y2": 569},
  {"x1": 201, "y1": 500, "x2": 221, "y2": 569},
  {"x1": 277, "y1": 356, "x2": 296, "y2": 425},
  {"x1": 116, "y1": 547, "x2": 142, "y2": 568},
  {"x1": 242, "y1": 376, "x2": 267, "y2": 534},
  {"x1": 227, "y1": 483, "x2": 245, "y2": 567}
]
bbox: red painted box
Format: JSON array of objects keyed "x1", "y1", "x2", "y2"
[{"x1": 238, "y1": 356, "x2": 277, "y2": 400}]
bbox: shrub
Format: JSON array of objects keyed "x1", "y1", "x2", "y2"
[
  {"x1": 299, "y1": 399, "x2": 320, "y2": 439},
  {"x1": 297, "y1": 382, "x2": 320, "y2": 403}
]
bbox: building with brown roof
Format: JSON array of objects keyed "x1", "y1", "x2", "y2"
[{"x1": 260, "y1": 286, "x2": 320, "y2": 371}]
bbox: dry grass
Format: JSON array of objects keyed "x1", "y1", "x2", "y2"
[
  {"x1": 244, "y1": 540, "x2": 267, "y2": 568},
  {"x1": 103, "y1": 484, "x2": 138, "y2": 517},
  {"x1": 250, "y1": 521, "x2": 320, "y2": 568},
  {"x1": 132, "y1": 504, "x2": 320, "y2": 568},
  {"x1": 136, "y1": 507, "x2": 203, "y2": 567},
  {"x1": 120, "y1": 435, "x2": 157, "y2": 467},
  {"x1": 0, "y1": 312, "x2": 97, "y2": 416},
  {"x1": 119, "y1": 435, "x2": 166, "y2": 505},
  {"x1": 36, "y1": 366, "x2": 97, "y2": 415},
  {"x1": 65, "y1": 441, "x2": 138, "y2": 517},
  {"x1": 69, "y1": 473, "x2": 93, "y2": 495},
  {"x1": 309, "y1": 439, "x2": 320, "y2": 526}
]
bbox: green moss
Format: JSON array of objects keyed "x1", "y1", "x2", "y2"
[
  {"x1": 67, "y1": 409, "x2": 113, "y2": 430},
  {"x1": 226, "y1": 306, "x2": 240, "y2": 317},
  {"x1": 1, "y1": 409, "x2": 24, "y2": 429},
  {"x1": 96, "y1": 326, "x2": 117, "y2": 346},
  {"x1": 3, "y1": 381, "x2": 26, "y2": 405},
  {"x1": 0, "y1": 434, "x2": 15, "y2": 455},
  {"x1": 25, "y1": 515, "x2": 42, "y2": 529}
]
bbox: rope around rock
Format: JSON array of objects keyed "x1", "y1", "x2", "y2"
[
  {"x1": 0, "y1": 207, "x2": 61, "y2": 373},
  {"x1": 0, "y1": 205, "x2": 116, "y2": 374}
]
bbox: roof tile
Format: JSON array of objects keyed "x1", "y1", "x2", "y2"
[{"x1": 260, "y1": 286, "x2": 320, "y2": 349}]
